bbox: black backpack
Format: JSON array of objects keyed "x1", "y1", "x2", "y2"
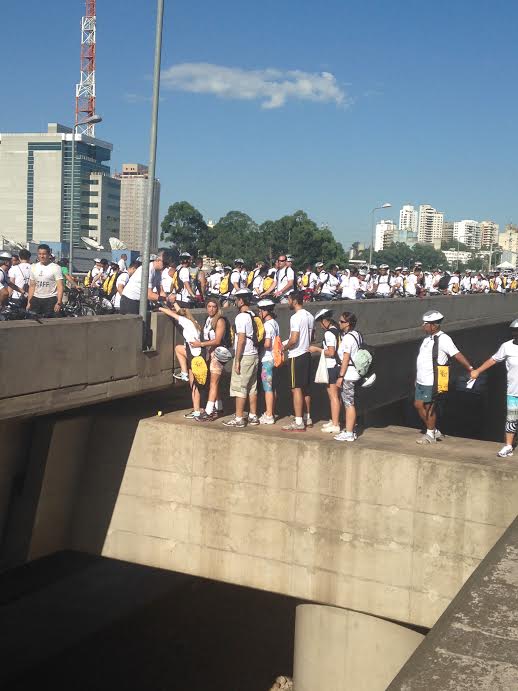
[{"x1": 437, "y1": 274, "x2": 450, "y2": 291}]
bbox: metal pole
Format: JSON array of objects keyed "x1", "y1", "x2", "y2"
[
  {"x1": 68, "y1": 126, "x2": 77, "y2": 275},
  {"x1": 369, "y1": 209, "x2": 375, "y2": 265},
  {"x1": 488, "y1": 240, "x2": 493, "y2": 273},
  {"x1": 139, "y1": 0, "x2": 165, "y2": 325}
]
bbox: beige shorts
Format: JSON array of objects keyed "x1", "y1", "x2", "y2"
[
  {"x1": 209, "y1": 350, "x2": 224, "y2": 376},
  {"x1": 230, "y1": 354, "x2": 259, "y2": 399}
]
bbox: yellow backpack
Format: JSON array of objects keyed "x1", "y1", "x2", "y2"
[
  {"x1": 246, "y1": 269, "x2": 255, "y2": 287},
  {"x1": 246, "y1": 311, "x2": 264, "y2": 346},
  {"x1": 191, "y1": 355, "x2": 208, "y2": 386},
  {"x1": 219, "y1": 273, "x2": 231, "y2": 295},
  {"x1": 262, "y1": 276, "x2": 275, "y2": 292},
  {"x1": 301, "y1": 273, "x2": 309, "y2": 288},
  {"x1": 84, "y1": 269, "x2": 93, "y2": 287}
]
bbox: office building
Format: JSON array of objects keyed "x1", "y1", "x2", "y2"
[
  {"x1": 479, "y1": 220, "x2": 499, "y2": 248},
  {"x1": 116, "y1": 163, "x2": 161, "y2": 251},
  {"x1": 443, "y1": 249, "x2": 473, "y2": 266},
  {"x1": 499, "y1": 224, "x2": 518, "y2": 254},
  {"x1": 442, "y1": 222, "x2": 454, "y2": 245},
  {"x1": 0, "y1": 123, "x2": 116, "y2": 249},
  {"x1": 417, "y1": 205, "x2": 444, "y2": 246},
  {"x1": 397, "y1": 204, "x2": 418, "y2": 245},
  {"x1": 374, "y1": 220, "x2": 397, "y2": 251},
  {"x1": 454, "y1": 220, "x2": 482, "y2": 250}
]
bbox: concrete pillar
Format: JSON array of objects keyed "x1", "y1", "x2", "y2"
[{"x1": 293, "y1": 605, "x2": 424, "y2": 691}]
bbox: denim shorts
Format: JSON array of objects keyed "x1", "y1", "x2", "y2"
[{"x1": 415, "y1": 383, "x2": 434, "y2": 403}]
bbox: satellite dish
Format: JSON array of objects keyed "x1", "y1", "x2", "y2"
[
  {"x1": 109, "y1": 237, "x2": 127, "y2": 250},
  {"x1": 81, "y1": 236, "x2": 105, "y2": 250},
  {"x1": 2, "y1": 237, "x2": 24, "y2": 251}
]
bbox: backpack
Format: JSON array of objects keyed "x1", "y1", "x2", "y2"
[
  {"x1": 350, "y1": 332, "x2": 375, "y2": 378},
  {"x1": 102, "y1": 270, "x2": 121, "y2": 299},
  {"x1": 437, "y1": 274, "x2": 450, "y2": 291},
  {"x1": 451, "y1": 281, "x2": 460, "y2": 293},
  {"x1": 245, "y1": 311, "x2": 264, "y2": 347},
  {"x1": 262, "y1": 276, "x2": 275, "y2": 292},
  {"x1": 272, "y1": 335, "x2": 285, "y2": 368},
  {"x1": 191, "y1": 355, "x2": 208, "y2": 386},
  {"x1": 220, "y1": 316, "x2": 234, "y2": 349},
  {"x1": 301, "y1": 273, "x2": 309, "y2": 288},
  {"x1": 84, "y1": 269, "x2": 93, "y2": 287},
  {"x1": 219, "y1": 273, "x2": 231, "y2": 295},
  {"x1": 171, "y1": 270, "x2": 180, "y2": 292},
  {"x1": 246, "y1": 269, "x2": 255, "y2": 287}
]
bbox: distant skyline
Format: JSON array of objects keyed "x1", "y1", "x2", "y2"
[{"x1": 2, "y1": 0, "x2": 517, "y2": 248}]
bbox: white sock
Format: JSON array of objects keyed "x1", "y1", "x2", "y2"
[
  {"x1": 435, "y1": 429, "x2": 442, "y2": 437},
  {"x1": 216, "y1": 400, "x2": 223, "y2": 411},
  {"x1": 235, "y1": 416, "x2": 243, "y2": 422},
  {"x1": 303, "y1": 413, "x2": 311, "y2": 420},
  {"x1": 193, "y1": 410, "x2": 200, "y2": 417},
  {"x1": 426, "y1": 429, "x2": 435, "y2": 438},
  {"x1": 295, "y1": 417, "x2": 303, "y2": 425},
  {"x1": 206, "y1": 401, "x2": 215, "y2": 415}
]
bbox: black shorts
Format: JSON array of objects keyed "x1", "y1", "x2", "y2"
[
  {"x1": 289, "y1": 352, "x2": 312, "y2": 392},
  {"x1": 30, "y1": 296, "x2": 57, "y2": 316},
  {"x1": 120, "y1": 295, "x2": 140, "y2": 315},
  {"x1": 328, "y1": 364, "x2": 340, "y2": 385}
]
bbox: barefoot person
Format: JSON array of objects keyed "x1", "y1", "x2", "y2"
[{"x1": 471, "y1": 318, "x2": 518, "y2": 457}]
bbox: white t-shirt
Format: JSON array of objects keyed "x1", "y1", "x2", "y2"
[
  {"x1": 9, "y1": 263, "x2": 31, "y2": 299},
  {"x1": 323, "y1": 327, "x2": 339, "y2": 367},
  {"x1": 30, "y1": 262, "x2": 63, "y2": 299},
  {"x1": 338, "y1": 330, "x2": 362, "y2": 381},
  {"x1": 276, "y1": 267, "x2": 295, "y2": 296},
  {"x1": 207, "y1": 272, "x2": 222, "y2": 294},
  {"x1": 319, "y1": 272, "x2": 339, "y2": 296},
  {"x1": 288, "y1": 309, "x2": 315, "y2": 359},
  {"x1": 177, "y1": 266, "x2": 194, "y2": 303},
  {"x1": 118, "y1": 258, "x2": 127, "y2": 272},
  {"x1": 235, "y1": 311, "x2": 258, "y2": 356},
  {"x1": 376, "y1": 274, "x2": 392, "y2": 295},
  {"x1": 113, "y1": 271, "x2": 129, "y2": 309},
  {"x1": 252, "y1": 275, "x2": 264, "y2": 295},
  {"x1": 262, "y1": 318, "x2": 280, "y2": 363},
  {"x1": 122, "y1": 263, "x2": 157, "y2": 301},
  {"x1": 416, "y1": 331, "x2": 459, "y2": 386},
  {"x1": 301, "y1": 271, "x2": 318, "y2": 290},
  {"x1": 405, "y1": 274, "x2": 418, "y2": 296},
  {"x1": 203, "y1": 315, "x2": 216, "y2": 342},
  {"x1": 230, "y1": 270, "x2": 243, "y2": 295},
  {"x1": 178, "y1": 315, "x2": 201, "y2": 356},
  {"x1": 492, "y1": 340, "x2": 518, "y2": 396},
  {"x1": 161, "y1": 267, "x2": 173, "y2": 294},
  {"x1": 341, "y1": 274, "x2": 358, "y2": 300},
  {"x1": 448, "y1": 276, "x2": 460, "y2": 292},
  {"x1": 0, "y1": 266, "x2": 9, "y2": 289}
]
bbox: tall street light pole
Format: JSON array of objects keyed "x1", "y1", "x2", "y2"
[
  {"x1": 139, "y1": 0, "x2": 165, "y2": 327},
  {"x1": 69, "y1": 114, "x2": 102, "y2": 275},
  {"x1": 369, "y1": 203, "x2": 392, "y2": 265}
]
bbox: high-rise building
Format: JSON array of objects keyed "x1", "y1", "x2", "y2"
[
  {"x1": 397, "y1": 204, "x2": 418, "y2": 244},
  {"x1": 453, "y1": 220, "x2": 482, "y2": 250},
  {"x1": 417, "y1": 205, "x2": 444, "y2": 245},
  {"x1": 499, "y1": 224, "x2": 518, "y2": 254},
  {"x1": 441, "y1": 222, "x2": 454, "y2": 245},
  {"x1": 375, "y1": 220, "x2": 397, "y2": 251},
  {"x1": 116, "y1": 164, "x2": 161, "y2": 251},
  {"x1": 479, "y1": 220, "x2": 499, "y2": 248},
  {"x1": 0, "y1": 123, "x2": 115, "y2": 248}
]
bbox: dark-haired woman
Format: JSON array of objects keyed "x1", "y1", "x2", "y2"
[
  {"x1": 335, "y1": 311, "x2": 361, "y2": 442},
  {"x1": 311, "y1": 308, "x2": 341, "y2": 434}
]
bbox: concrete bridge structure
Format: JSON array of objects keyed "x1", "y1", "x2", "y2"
[{"x1": 2, "y1": 293, "x2": 518, "y2": 687}]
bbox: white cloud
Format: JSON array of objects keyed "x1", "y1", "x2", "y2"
[{"x1": 161, "y1": 62, "x2": 347, "y2": 109}]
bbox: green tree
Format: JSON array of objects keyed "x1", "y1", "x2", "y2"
[
  {"x1": 373, "y1": 242, "x2": 448, "y2": 270},
  {"x1": 161, "y1": 201, "x2": 209, "y2": 256},
  {"x1": 206, "y1": 211, "x2": 260, "y2": 266}
]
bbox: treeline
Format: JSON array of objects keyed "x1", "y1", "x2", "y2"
[{"x1": 160, "y1": 202, "x2": 347, "y2": 267}]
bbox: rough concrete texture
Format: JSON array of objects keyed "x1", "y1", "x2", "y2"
[
  {"x1": 387, "y1": 515, "x2": 518, "y2": 690},
  {"x1": 2, "y1": 293, "x2": 518, "y2": 422},
  {"x1": 73, "y1": 413, "x2": 518, "y2": 629},
  {"x1": 293, "y1": 604, "x2": 423, "y2": 691}
]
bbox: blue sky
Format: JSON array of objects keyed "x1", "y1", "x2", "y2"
[{"x1": 2, "y1": 0, "x2": 517, "y2": 247}]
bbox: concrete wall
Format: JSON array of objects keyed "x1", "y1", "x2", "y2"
[
  {"x1": 293, "y1": 605, "x2": 424, "y2": 691},
  {"x1": 2, "y1": 293, "x2": 518, "y2": 423},
  {"x1": 69, "y1": 413, "x2": 518, "y2": 629}
]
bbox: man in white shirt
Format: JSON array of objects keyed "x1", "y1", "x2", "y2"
[
  {"x1": 26, "y1": 244, "x2": 64, "y2": 316},
  {"x1": 176, "y1": 252, "x2": 197, "y2": 307},
  {"x1": 230, "y1": 259, "x2": 245, "y2": 296},
  {"x1": 8, "y1": 248, "x2": 31, "y2": 305},
  {"x1": 113, "y1": 261, "x2": 139, "y2": 310},
  {"x1": 223, "y1": 289, "x2": 260, "y2": 428},
  {"x1": 120, "y1": 250, "x2": 170, "y2": 314},
  {"x1": 207, "y1": 267, "x2": 223, "y2": 297},
  {"x1": 274, "y1": 254, "x2": 295, "y2": 302},
  {"x1": 282, "y1": 291, "x2": 315, "y2": 431},
  {"x1": 318, "y1": 265, "x2": 340, "y2": 301},
  {"x1": 471, "y1": 318, "x2": 518, "y2": 457},
  {"x1": 118, "y1": 254, "x2": 128, "y2": 272},
  {"x1": 414, "y1": 310, "x2": 473, "y2": 444},
  {"x1": 373, "y1": 264, "x2": 393, "y2": 297},
  {"x1": 0, "y1": 252, "x2": 25, "y2": 306}
]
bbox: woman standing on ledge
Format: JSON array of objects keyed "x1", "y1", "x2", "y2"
[{"x1": 471, "y1": 317, "x2": 518, "y2": 458}]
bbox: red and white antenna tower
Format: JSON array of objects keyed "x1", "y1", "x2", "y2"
[{"x1": 75, "y1": 0, "x2": 97, "y2": 136}]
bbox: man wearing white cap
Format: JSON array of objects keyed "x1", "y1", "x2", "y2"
[
  {"x1": 373, "y1": 264, "x2": 392, "y2": 297},
  {"x1": 414, "y1": 310, "x2": 473, "y2": 444}
]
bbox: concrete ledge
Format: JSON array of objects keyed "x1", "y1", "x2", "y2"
[{"x1": 73, "y1": 413, "x2": 518, "y2": 628}]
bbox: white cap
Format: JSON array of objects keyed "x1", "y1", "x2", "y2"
[
  {"x1": 257, "y1": 299, "x2": 275, "y2": 308},
  {"x1": 179, "y1": 252, "x2": 191, "y2": 259},
  {"x1": 379, "y1": 264, "x2": 389, "y2": 269},
  {"x1": 315, "y1": 308, "x2": 333, "y2": 321},
  {"x1": 422, "y1": 310, "x2": 444, "y2": 323},
  {"x1": 234, "y1": 257, "x2": 245, "y2": 264},
  {"x1": 510, "y1": 318, "x2": 518, "y2": 329},
  {"x1": 234, "y1": 288, "x2": 251, "y2": 296},
  {"x1": 94, "y1": 257, "x2": 102, "y2": 263},
  {"x1": 315, "y1": 261, "x2": 324, "y2": 268}
]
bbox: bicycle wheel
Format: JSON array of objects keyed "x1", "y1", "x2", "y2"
[{"x1": 80, "y1": 304, "x2": 96, "y2": 317}]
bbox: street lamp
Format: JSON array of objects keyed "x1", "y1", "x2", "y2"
[
  {"x1": 139, "y1": 0, "x2": 165, "y2": 327},
  {"x1": 69, "y1": 114, "x2": 103, "y2": 275},
  {"x1": 369, "y1": 203, "x2": 392, "y2": 265}
]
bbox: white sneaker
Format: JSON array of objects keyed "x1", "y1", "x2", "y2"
[
  {"x1": 435, "y1": 430, "x2": 445, "y2": 441},
  {"x1": 323, "y1": 425, "x2": 341, "y2": 434},
  {"x1": 174, "y1": 372, "x2": 189, "y2": 382},
  {"x1": 259, "y1": 414, "x2": 275, "y2": 425},
  {"x1": 497, "y1": 445, "x2": 514, "y2": 458},
  {"x1": 304, "y1": 417, "x2": 314, "y2": 428},
  {"x1": 334, "y1": 431, "x2": 356, "y2": 442},
  {"x1": 321, "y1": 420, "x2": 333, "y2": 429}
]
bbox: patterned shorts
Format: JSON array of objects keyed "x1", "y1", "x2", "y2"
[
  {"x1": 341, "y1": 380, "x2": 356, "y2": 408},
  {"x1": 261, "y1": 360, "x2": 275, "y2": 393},
  {"x1": 506, "y1": 395, "x2": 518, "y2": 433}
]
